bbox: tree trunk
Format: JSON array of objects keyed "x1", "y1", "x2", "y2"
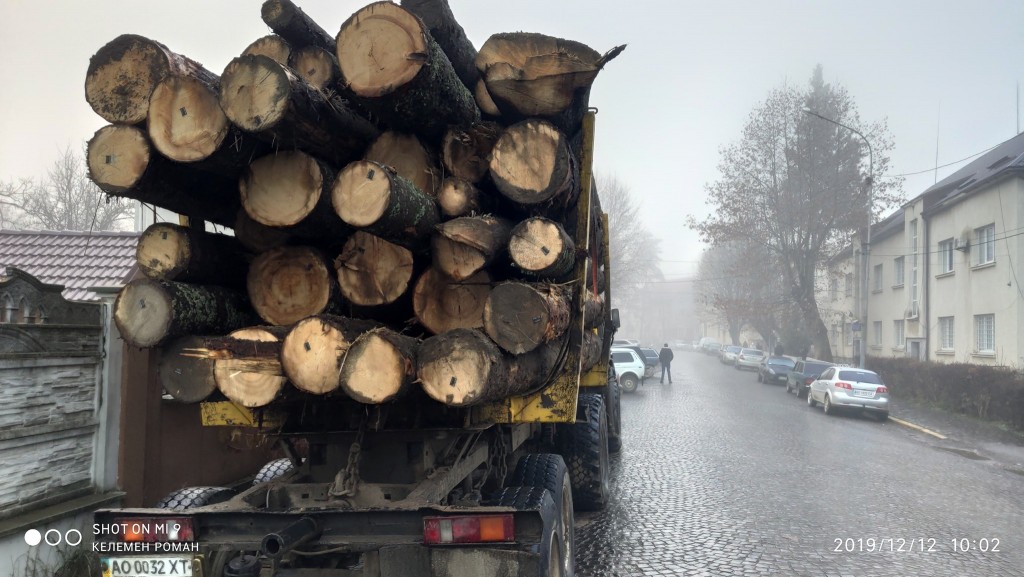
[
  {"x1": 114, "y1": 279, "x2": 258, "y2": 348},
  {"x1": 339, "y1": 327, "x2": 420, "y2": 404},
  {"x1": 157, "y1": 335, "x2": 219, "y2": 403},
  {"x1": 332, "y1": 161, "x2": 439, "y2": 250},
  {"x1": 87, "y1": 125, "x2": 240, "y2": 227},
  {"x1": 288, "y1": 46, "x2": 340, "y2": 90},
  {"x1": 417, "y1": 328, "x2": 556, "y2": 406},
  {"x1": 233, "y1": 209, "x2": 293, "y2": 253},
  {"x1": 241, "y1": 34, "x2": 291, "y2": 65},
  {"x1": 334, "y1": 231, "x2": 415, "y2": 306},
  {"x1": 489, "y1": 120, "x2": 576, "y2": 207},
  {"x1": 412, "y1": 268, "x2": 490, "y2": 335},
  {"x1": 280, "y1": 315, "x2": 381, "y2": 394},
  {"x1": 437, "y1": 178, "x2": 487, "y2": 218},
  {"x1": 399, "y1": 0, "x2": 480, "y2": 92},
  {"x1": 262, "y1": 0, "x2": 337, "y2": 52},
  {"x1": 476, "y1": 32, "x2": 624, "y2": 132},
  {"x1": 483, "y1": 282, "x2": 570, "y2": 354},
  {"x1": 364, "y1": 132, "x2": 440, "y2": 197},
  {"x1": 799, "y1": 295, "x2": 834, "y2": 363},
  {"x1": 220, "y1": 55, "x2": 378, "y2": 167},
  {"x1": 508, "y1": 217, "x2": 576, "y2": 278},
  {"x1": 137, "y1": 222, "x2": 251, "y2": 288},
  {"x1": 441, "y1": 122, "x2": 501, "y2": 184},
  {"x1": 239, "y1": 150, "x2": 349, "y2": 240},
  {"x1": 247, "y1": 245, "x2": 341, "y2": 326},
  {"x1": 214, "y1": 326, "x2": 289, "y2": 408},
  {"x1": 432, "y1": 215, "x2": 511, "y2": 281},
  {"x1": 336, "y1": 1, "x2": 479, "y2": 141},
  {"x1": 86, "y1": 34, "x2": 216, "y2": 124},
  {"x1": 582, "y1": 290, "x2": 604, "y2": 330}
]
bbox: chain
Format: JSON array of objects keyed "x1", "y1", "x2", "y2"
[{"x1": 330, "y1": 418, "x2": 367, "y2": 497}]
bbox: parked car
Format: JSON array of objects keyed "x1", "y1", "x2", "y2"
[
  {"x1": 784, "y1": 359, "x2": 835, "y2": 397},
  {"x1": 610, "y1": 347, "x2": 646, "y2": 393},
  {"x1": 720, "y1": 345, "x2": 742, "y2": 364},
  {"x1": 758, "y1": 356, "x2": 796, "y2": 384},
  {"x1": 807, "y1": 367, "x2": 890, "y2": 421},
  {"x1": 612, "y1": 339, "x2": 639, "y2": 347},
  {"x1": 698, "y1": 337, "x2": 721, "y2": 355},
  {"x1": 734, "y1": 348, "x2": 766, "y2": 370},
  {"x1": 639, "y1": 347, "x2": 661, "y2": 378}
]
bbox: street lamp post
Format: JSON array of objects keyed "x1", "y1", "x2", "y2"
[{"x1": 803, "y1": 110, "x2": 873, "y2": 369}]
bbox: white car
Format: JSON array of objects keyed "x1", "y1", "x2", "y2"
[
  {"x1": 610, "y1": 347, "x2": 645, "y2": 393},
  {"x1": 807, "y1": 367, "x2": 890, "y2": 421}
]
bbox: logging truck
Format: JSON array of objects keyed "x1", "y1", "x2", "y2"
[{"x1": 88, "y1": 1, "x2": 624, "y2": 575}]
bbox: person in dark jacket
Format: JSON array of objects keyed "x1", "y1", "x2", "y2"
[{"x1": 659, "y1": 343, "x2": 674, "y2": 384}]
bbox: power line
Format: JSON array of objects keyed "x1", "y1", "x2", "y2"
[{"x1": 880, "y1": 144, "x2": 999, "y2": 179}]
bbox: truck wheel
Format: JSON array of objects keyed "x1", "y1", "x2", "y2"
[
  {"x1": 252, "y1": 457, "x2": 297, "y2": 486},
  {"x1": 486, "y1": 487, "x2": 565, "y2": 577},
  {"x1": 606, "y1": 375, "x2": 622, "y2": 454},
  {"x1": 559, "y1": 394, "x2": 609, "y2": 512},
  {"x1": 509, "y1": 454, "x2": 575, "y2": 577},
  {"x1": 156, "y1": 486, "x2": 234, "y2": 510},
  {"x1": 619, "y1": 374, "x2": 638, "y2": 393}
]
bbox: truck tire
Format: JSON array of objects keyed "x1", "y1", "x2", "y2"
[
  {"x1": 252, "y1": 457, "x2": 297, "y2": 486},
  {"x1": 509, "y1": 454, "x2": 575, "y2": 577},
  {"x1": 485, "y1": 486, "x2": 565, "y2": 577},
  {"x1": 606, "y1": 375, "x2": 622, "y2": 453},
  {"x1": 559, "y1": 394, "x2": 609, "y2": 512},
  {"x1": 156, "y1": 486, "x2": 234, "y2": 510}
]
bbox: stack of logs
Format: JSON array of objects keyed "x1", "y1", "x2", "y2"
[{"x1": 90, "y1": 0, "x2": 622, "y2": 411}]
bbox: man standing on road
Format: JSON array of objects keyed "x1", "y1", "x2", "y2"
[{"x1": 659, "y1": 343, "x2": 674, "y2": 384}]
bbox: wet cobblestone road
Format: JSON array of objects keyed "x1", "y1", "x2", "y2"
[{"x1": 574, "y1": 353, "x2": 1024, "y2": 576}]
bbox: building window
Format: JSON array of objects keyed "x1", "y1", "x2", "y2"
[
  {"x1": 974, "y1": 224, "x2": 995, "y2": 265},
  {"x1": 873, "y1": 264, "x2": 883, "y2": 291},
  {"x1": 893, "y1": 256, "x2": 905, "y2": 286},
  {"x1": 844, "y1": 273, "x2": 853, "y2": 297},
  {"x1": 893, "y1": 320, "x2": 905, "y2": 348},
  {"x1": 938, "y1": 317, "x2": 954, "y2": 350},
  {"x1": 938, "y1": 238, "x2": 954, "y2": 274},
  {"x1": 974, "y1": 314, "x2": 994, "y2": 353},
  {"x1": 873, "y1": 321, "x2": 882, "y2": 346}
]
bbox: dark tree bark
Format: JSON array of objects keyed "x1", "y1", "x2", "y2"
[
  {"x1": 441, "y1": 121, "x2": 501, "y2": 184},
  {"x1": 334, "y1": 231, "x2": 415, "y2": 306},
  {"x1": 399, "y1": 0, "x2": 480, "y2": 92},
  {"x1": 582, "y1": 290, "x2": 605, "y2": 330},
  {"x1": 412, "y1": 268, "x2": 491, "y2": 335},
  {"x1": 214, "y1": 326, "x2": 289, "y2": 408},
  {"x1": 247, "y1": 245, "x2": 342, "y2": 326},
  {"x1": 489, "y1": 120, "x2": 577, "y2": 207},
  {"x1": 232, "y1": 209, "x2": 293, "y2": 253},
  {"x1": 336, "y1": 1, "x2": 479, "y2": 141},
  {"x1": 114, "y1": 279, "x2": 258, "y2": 348},
  {"x1": 339, "y1": 327, "x2": 420, "y2": 404},
  {"x1": 332, "y1": 161, "x2": 439, "y2": 250},
  {"x1": 157, "y1": 335, "x2": 219, "y2": 403},
  {"x1": 137, "y1": 222, "x2": 251, "y2": 288},
  {"x1": 509, "y1": 217, "x2": 577, "y2": 278},
  {"x1": 87, "y1": 125, "x2": 241, "y2": 227},
  {"x1": 280, "y1": 315, "x2": 382, "y2": 394},
  {"x1": 432, "y1": 215, "x2": 511, "y2": 281},
  {"x1": 262, "y1": 0, "x2": 337, "y2": 52},
  {"x1": 483, "y1": 282, "x2": 570, "y2": 355}
]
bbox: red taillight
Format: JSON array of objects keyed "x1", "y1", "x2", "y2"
[
  {"x1": 804, "y1": 377, "x2": 814, "y2": 385},
  {"x1": 876, "y1": 386, "x2": 888, "y2": 393},
  {"x1": 423, "y1": 514, "x2": 514, "y2": 545},
  {"x1": 835, "y1": 382, "x2": 853, "y2": 390},
  {"x1": 112, "y1": 518, "x2": 194, "y2": 542}
]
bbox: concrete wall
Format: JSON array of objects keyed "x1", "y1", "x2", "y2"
[{"x1": 867, "y1": 222, "x2": 914, "y2": 359}]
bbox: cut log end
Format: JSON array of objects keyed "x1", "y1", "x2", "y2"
[
  {"x1": 215, "y1": 327, "x2": 286, "y2": 408},
  {"x1": 489, "y1": 120, "x2": 570, "y2": 205},
  {"x1": 240, "y1": 151, "x2": 323, "y2": 227},
  {"x1": 85, "y1": 35, "x2": 171, "y2": 123},
  {"x1": 437, "y1": 178, "x2": 481, "y2": 218},
  {"x1": 484, "y1": 282, "x2": 568, "y2": 355},
  {"x1": 341, "y1": 331, "x2": 409, "y2": 403},
  {"x1": 220, "y1": 55, "x2": 292, "y2": 133},
  {"x1": 289, "y1": 46, "x2": 338, "y2": 89},
  {"x1": 159, "y1": 335, "x2": 218, "y2": 403},
  {"x1": 336, "y1": 2, "x2": 428, "y2": 97},
  {"x1": 509, "y1": 217, "x2": 573, "y2": 275},
  {"x1": 335, "y1": 231, "x2": 414, "y2": 306},
  {"x1": 333, "y1": 160, "x2": 393, "y2": 227},
  {"x1": 280, "y1": 316, "x2": 354, "y2": 394},
  {"x1": 418, "y1": 335, "x2": 495, "y2": 406},
  {"x1": 113, "y1": 279, "x2": 172, "y2": 348},
  {"x1": 148, "y1": 76, "x2": 228, "y2": 162},
  {"x1": 137, "y1": 223, "x2": 190, "y2": 280},
  {"x1": 364, "y1": 132, "x2": 439, "y2": 197},
  {"x1": 242, "y1": 34, "x2": 292, "y2": 66},
  {"x1": 247, "y1": 246, "x2": 335, "y2": 326},
  {"x1": 431, "y1": 235, "x2": 486, "y2": 281},
  {"x1": 413, "y1": 268, "x2": 490, "y2": 335},
  {"x1": 87, "y1": 125, "x2": 151, "y2": 193}
]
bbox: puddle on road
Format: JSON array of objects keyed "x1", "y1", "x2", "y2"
[{"x1": 935, "y1": 446, "x2": 989, "y2": 461}]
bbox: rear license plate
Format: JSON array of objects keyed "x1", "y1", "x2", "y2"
[
  {"x1": 853, "y1": 390, "x2": 874, "y2": 398},
  {"x1": 776, "y1": 375, "x2": 787, "y2": 381},
  {"x1": 102, "y1": 557, "x2": 192, "y2": 577}
]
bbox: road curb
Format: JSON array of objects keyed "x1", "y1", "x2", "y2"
[{"x1": 889, "y1": 416, "x2": 947, "y2": 440}]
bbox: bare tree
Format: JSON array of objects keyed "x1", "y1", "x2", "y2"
[
  {"x1": 0, "y1": 145, "x2": 134, "y2": 231},
  {"x1": 689, "y1": 66, "x2": 903, "y2": 361},
  {"x1": 697, "y1": 241, "x2": 787, "y2": 346},
  {"x1": 597, "y1": 173, "x2": 663, "y2": 303}
]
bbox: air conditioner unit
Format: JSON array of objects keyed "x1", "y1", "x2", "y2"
[{"x1": 955, "y1": 228, "x2": 972, "y2": 252}]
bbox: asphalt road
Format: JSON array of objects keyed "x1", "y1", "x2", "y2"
[{"x1": 574, "y1": 352, "x2": 1024, "y2": 577}]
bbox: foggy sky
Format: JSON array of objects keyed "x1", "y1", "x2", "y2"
[{"x1": 2, "y1": 0, "x2": 1022, "y2": 279}]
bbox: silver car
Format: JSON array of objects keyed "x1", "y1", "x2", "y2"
[
  {"x1": 807, "y1": 367, "x2": 890, "y2": 421},
  {"x1": 734, "y1": 348, "x2": 765, "y2": 370}
]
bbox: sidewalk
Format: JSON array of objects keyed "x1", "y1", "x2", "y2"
[{"x1": 889, "y1": 397, "x2": 1024, "y2": 475}]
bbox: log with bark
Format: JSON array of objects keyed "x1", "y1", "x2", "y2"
[
  {"x1": 334, "y1": 231, "x2": 415, "y2": 307},
  {"x1": 87, "y1": 125, "x2": 240, "y2": 227},
  {"x1": 338, "y1": 327, "x2": 420, "y2": 404},
  {"x1": 476, "y1": 32, "x2": 624, "y2": 132},
  {"x1": 233, "y1": 209, "x2": 293, "y2": 253},
  {"x1": 364, "y1": 132, "x2": 440, "y2": 197},
  {"x1": 580, "y1": 329, "x2": 603, "y2": 372},
  {"x1": 331, "y1": 161, "x2": 439, "y2": 249},
  {"x1": 220, "y1": 55, "x2": 378, "y2": 166},
  {"x1": 508, "y1": 217, "x2": 577, "y2": 278},
  {"x1": 247, "y1": 245, "x2": 341, "y2": 326},
  {"x1": 412, "y1": 268, "x2": 490, "y2": 335},
  {"x1": 280, "y1": 315, "x2": 381, "y2": 394},
  {"x1": 213, "y1": 326, "x2": 289, "y2": 408},
  {"x1": 137, "y1": 222, "x2": 251, "y2": 288},
  {"x1": 114, "y1": 278, "x2": 258, "y2": 348},
  {"x1": 417, "y1": 328, "x2": 560, "y2": 406},
  {"x1": 262, "y1": 0, "x2": 336, "y2": 52},
  {"x1": 582, "y1": 289, "x2": 605, "y2": 330},
  {"x1": 489, "y1": 120, "x2": 576, "y2": 208},
  {"x1": 335, "y1": 1, "x2": 479, "y2": 141},
  {"x1": 238, "y1": 150, "x2": 348, "y2": 240},
  {"x1": 399, "y1": 0, "x2": 480, "y2": 92},
  {"x1": 483, "y1": 282, "x2": 570, "y2": 355},
  {"x1": 437, "y1": 178, "x2": 486, "y2": 218},
  {"x1": 241, "y1": 34, "x2": 291, "y2": 65},
  {"x1": 85, "y1": 34, "x2": 216, "y2": 124},
  {"x1": 158, "y1": 335, "x2": 219, "y2": 403},
  {"x1": 441, "y1": 121, "x2": 501, "y2": 183},
  {"x1": 432, "y1": 215, "x2": 511, "y2": 281}
]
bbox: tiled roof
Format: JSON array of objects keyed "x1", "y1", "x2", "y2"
[
  {"x1": 918, "y1": 131, "x2": 1024, "y2": 212},
  {"x1": 0, "y1": 230, "x2": 139, "y2": 302}
]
